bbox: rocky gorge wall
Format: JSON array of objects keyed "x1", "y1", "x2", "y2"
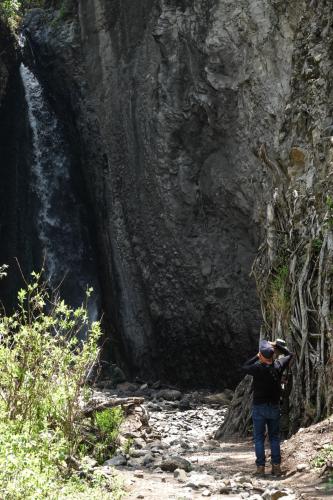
[
  {"x1": 0, "y1": 19, "x2": 39, "y2": 305},
  {"x1": 23, "y1": 0, "x2": 303, "y2": 386},
  {"x1": 217, "y1": 0, "x2": 333, "y2": 435}
]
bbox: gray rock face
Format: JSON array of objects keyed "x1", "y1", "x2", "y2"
[
  {"x1": 0, "y1": 21, "x2": 39, "y2": 307},
  {"x1": 22, "y1": 1, "x2": 300, "y2": 386}
]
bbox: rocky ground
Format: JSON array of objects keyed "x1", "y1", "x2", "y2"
[{"x1": 88, "y1": 383, "x2": 333, "y2": 500}]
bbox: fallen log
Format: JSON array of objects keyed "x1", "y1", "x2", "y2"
[{"x1": 82, "y1": 396, "x2": 145, "y2": 417}]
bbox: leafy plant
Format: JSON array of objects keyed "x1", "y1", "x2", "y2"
[
  {"x1": 0, "y1": 272, "x2": 101, "y2": 447},
  {"x1": 123, "y1": 437, "x2": 134, "y2": 455},
  {"x1": 312, "y1": 237, "x2": 323, "y2": 254},
  {"x1": 0, "y1": 270, "x2": 124, "y2": 498},
  {"x1": 0, "y1": 0, "x2": 20, "y2": 28},
  {"x1": 311, "y1": 444, "x2": 333, "y2": 468},
  {"x1": 93, "y1": 407, "x2": 124, "y2": 463},
  {"x1": 0, "y1": 0, "x2": 45, "y2": 27},
  {"x1": 269, "y1": 264, "x2": 290, "y2": 319}
]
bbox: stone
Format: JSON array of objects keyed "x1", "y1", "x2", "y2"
[
  {"x1": 142, "y1": 453, "x2": 154, "y2": 466},
  {"x1": 269, "y1": 490, "x2": 290, "y2": 500},
  {"x1": 116, "y1": 382, "x2": 138, "y2": 392},
  {"x1": 296, "y1": 463, "x2": 309, "y2": 472},
  {"x1": 130, "y1": 449, "x2": 147, "y2": 458},
  {"x1": 203, "y1": 393, "x2": 231, "y2": 406},
  {"x1": 161, "y1": 456, "x2": 192, "y2": 472},
  {"x1": 185, "y1": 481, "x2": 200, "y2": 490},
  {"x1": 104, "y1": 454, "x2": 127, "y2": 467},
  {"x1": 156, "y1": 389, "x2": 182, "y2": 401},
  {"x1": 202, "y1": 490, "x2": 211, "y2": 497},
  {"x1": 173, "y1": 468, "x2": 188, "y2": 482},
  {"x1": 134, "y1": 471, "x2": 144, "y2": 478},
  {"x1": 235, "y1": 475, "x2": 252, "y2": 484},
  {"x1": 133, "y1": 438, "x2": 146, "y2": 449}
]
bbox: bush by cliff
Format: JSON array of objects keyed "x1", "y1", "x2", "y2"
[
  {"x1": 0, "y1": 1, "x2": 45, "y2": 27},
  {"x1": 0, "y1": 268, "x2": 123, "y2": 499}
]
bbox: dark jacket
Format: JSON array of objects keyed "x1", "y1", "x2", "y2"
[{"x1": 242, "y1": 347, "x2": 293, "y2": 405}]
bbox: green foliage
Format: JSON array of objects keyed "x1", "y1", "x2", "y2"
[
  {"x1": 269, "y1": 264, "x2": 290, "y2": 320},
  {"x1": 93, "y1": 407, "x2": 124, "y2": 463},
  {"x1": 123, "y1": 437, "x2": 134, "y2": 455},
  {"x1": 0, "y1": 271, "x2": 124, "y2": 498},
  {"x1": 0, "y1": 1, "x2": 45, "y2": 26},
  {"x1": 0, "y1": 0, "x2": 20, "y2": 25},
  {"x1": 0, "y1": 273, "x2": 101, "y2": 442},
  {"x1": 312, "y1": 237, "x2": 323, "y2": 254},
  {"x1": 95, "y1": 407, "x2": 124, "y2": 439},
  {"x1": 311, "y1": 444, "x2": 333, "y2": 468}
]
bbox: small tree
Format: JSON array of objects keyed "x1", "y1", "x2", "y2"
[{"x1": 0, "y1": 270, "x2": 102, "y2": 452}]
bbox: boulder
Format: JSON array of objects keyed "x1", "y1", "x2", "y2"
[
  {"x1": 174, "y1": 468, "x2": 188, "y2": 482},
  {"x1": 161, "y1": 456, "x2": 192, "y2": 472},
  {"x1": 156, "y1": 389, "x2": 182, "y2": 401},
  {"x1": 104, "y1": 454, "x2": 127, "y2": 467}
]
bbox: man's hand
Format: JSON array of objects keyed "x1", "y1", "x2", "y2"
[{"x1": 270, "y1": 339, "x2": 290, "y2": 356}]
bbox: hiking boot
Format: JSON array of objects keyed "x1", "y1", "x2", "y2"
[
  {"x1": 271, "y1": 463, "x2": 282, "y2": 476},
  {"x1": 255, "y1": 466, "x2": 265, "y2": 476}
]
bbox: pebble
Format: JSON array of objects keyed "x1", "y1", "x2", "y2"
[
  {"x1": 296, "y1": 463, "x2": 309, "y2": 472},
  {"x1": 173, "y1": 468, "x2": 187, "y2": 482}
]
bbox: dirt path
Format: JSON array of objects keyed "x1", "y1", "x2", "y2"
[
  {"x1": 116, "y1": 436, "x2": 331, "y2": 499},
  {"x1": 98, "y1": 388, "x2": 332, "y2": 499}
]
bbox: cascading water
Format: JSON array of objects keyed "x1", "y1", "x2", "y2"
[{"x1": 20, "y1": 63, "x2": 100, "y2": 322}]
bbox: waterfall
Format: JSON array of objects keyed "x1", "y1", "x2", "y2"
[{"x1": 20, "y1": 63, "x2": 99, "y2": 322}]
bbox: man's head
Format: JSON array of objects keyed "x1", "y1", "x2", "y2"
[{"x1": 259, "y1": 339, "x2": 274, "y2": 364}]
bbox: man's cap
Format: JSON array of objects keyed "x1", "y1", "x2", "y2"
[{"x1": 259, "y1": 339, "x2": 274, "y2": 359}]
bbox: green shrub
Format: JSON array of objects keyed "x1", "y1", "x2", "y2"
[
  {"x1": 0, "y1": 1, "x2": 45, "y2": 26},
  {"x1": 311, "y1": 444, "x2": 333, "y2": 468},
  {"x1": 0, "y1": 270, "x2": 124, "y2": 498},
  {"x1": 0, "y1": 0, "x2": 20, "y2": 26},
  {"x1": 123, "y1": 437, "x2": 134, "y2": 455},
  {"x1": 93, "y1": 407, "x2": 124, "y2": 463},
  {"x1": 313, "y1": 237, "x2": 323, "y2": 253},
  {"x1": 268, "y1": 264, "x2": 290, "y2": 320},
  {"x1": 0, "y1": 273, "x2": 101, "y2": 447}
]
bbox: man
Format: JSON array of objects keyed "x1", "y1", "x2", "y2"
[{"x1": 242, "y1": 339, "x2": 294, "y2": 476}]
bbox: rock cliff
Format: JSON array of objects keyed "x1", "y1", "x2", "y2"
[
  {"x1": 22, "y1": 0, "x2": 304, "y2": 386},
  {"x1": 0, "y1": 18, "x2": 37, "y2": 305},
  {"x1": 217, "y1": 0, "x2": 333, "y2": 435},
  {"x1": 0, "y1": 19, "x2": 17, "y2": 107}
]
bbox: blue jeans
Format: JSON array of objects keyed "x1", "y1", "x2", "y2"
[{"x1": 252, "y1": 403, "x2": 281, "y2": 466}]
